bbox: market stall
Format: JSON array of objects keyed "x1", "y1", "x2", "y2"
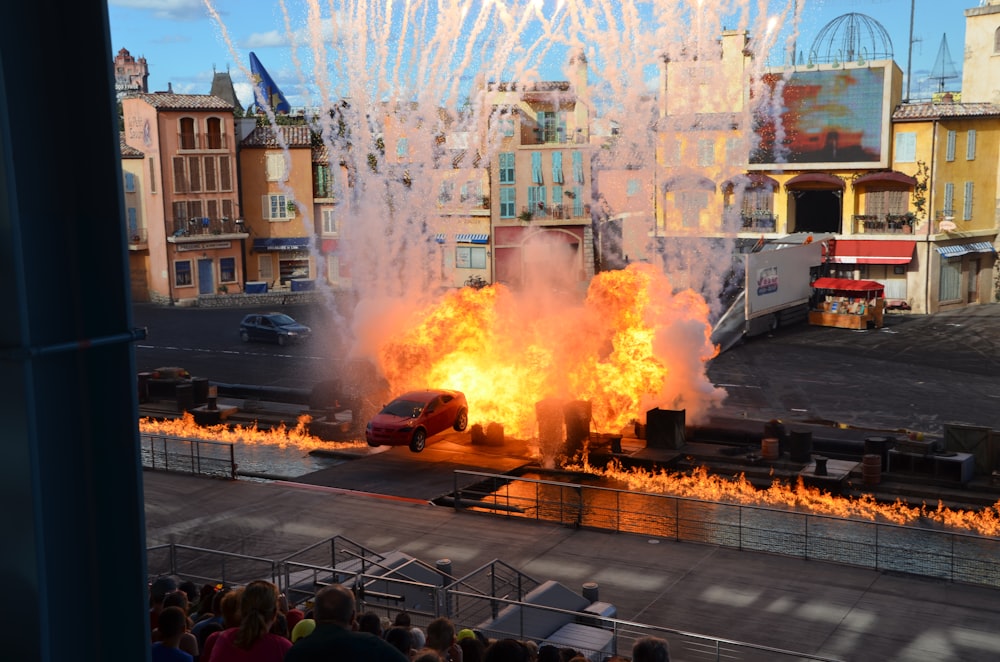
[{"x1": 808, "y1": 277, "x2": 885, "y2": 329}]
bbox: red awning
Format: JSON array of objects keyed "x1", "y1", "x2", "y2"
[
  {"x1": 662, "y1": 172, "x2": 717, "y2": 192},
  {"x1": 829, "y1": 239, "x2": 915, "y2": 264},
  {"x1": 812, "y1": 277, "x2": 885, "y2": 294},
  {"x1": 852, "y1": 171, "x2": 917, "y2": 188},
  {"x1": 784, "y1": 172, "x2": 845, "y2": 190},
  {"x1": 320, "y1": 238, "x2": 338, "y2": 253},
  {"x1": 723, "y1": 173, "x2": 780, "y2": 190}
]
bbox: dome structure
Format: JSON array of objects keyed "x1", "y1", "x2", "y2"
[{"x1": 808, "y1": 13, "x2": 893, "y2": 65}]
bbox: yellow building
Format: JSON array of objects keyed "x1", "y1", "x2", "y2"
[{"x1": 961, "y1": 0, "x2": 1000, "y2": 104}]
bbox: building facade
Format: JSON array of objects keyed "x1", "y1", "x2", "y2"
[
  {"x1": 121, "y1": 93, "x2": 247, "y2": 304},
  {"x1": 113, "y1": 48, "x2": 148, "y2": 102}
]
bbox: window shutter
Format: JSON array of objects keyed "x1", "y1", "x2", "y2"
[
  {"x1": 966, "y1": 130, "x2": 976, "y2": 161},
  {"x1": 945, "y1": 130, "x2": 956, "y2": 162},
  {"x1": 963, "y1": 182, "x2": 974, "y2": 221},
  {"x1": 172, "y1": 156, "x2": 186, "y2": 193}
]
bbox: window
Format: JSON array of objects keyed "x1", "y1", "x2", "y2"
[
  {"x1": 945, "y1": 130, "x2": 956, "y2": 162},
  {"x1": 264, "y1": 194, "x2": 291, "y2": 220},
  {"x1": 500, "y1": 117, "x2": 514, "y2": 137},
  {"x1": 697, "y1": 139, "x2": 715, "y2": 167},
  {"x1": 179, "y1": 117, "x2": 196, "y2": 149},
  {"x1": 456, "y1": 246, "x2": 487, "y2": 269},
  {"x1": 149, "y1": 157, "x2": 157, "y2": 194},
  {"x1": 572, "y1": 186, "x2": 583, "y2": 216},
  {"x1": 438, "y1": 181, "x2": 454, "y2": 203},
  {"x1": 531, "y1": 152, "x2": 543, "y2": 184},
  {"x1": 963, "y1": 182, "x2": 974, "y2": 221},
  {"x1": 500, "y1": 187, "x2": 515, "y2": 218},
  {"x1": 174, "y1": 260, "x2": 192, "y2": 286},
  {"x1": 172, "y1": 157, "x2": 187, "y2": 193},
  {"x1": 551, "y1": 151, "x2": 564, "y2": 184},
  {"x1": 864, "y1": 190, "x2": 907, "y2": 216},
  {"x1": 995, "y1": 26, "x2": 1000, "y2": 53},
  {"x1": 894, "y1": 132, "x2": 916, "y2": 163},
  {"x1": 219, "y1": 257, "x2": 236, "y2": 283},
  {"x1": 460, "y1": 180, "x2": 482, "y2": 203},
  {"x1": 725, "y1": 137, "x2": 744, "y2": 166},
  {"x1": 325, "y1": 254, "x2": 340, "y2": 286},
  {"x1": 206, "y1": 199, "x2": 219, "y2": 222},
  {"x1": 314, "y1": 164, "x2": 338, "y2": 198},
  {"x1": 396, "y1": 137, "x2": 409, "y2": 159},
  {"x1": 188, "y1": 156, "x2": 202, "y2": 192},
  {"x1": 219, "y1": 156, "x2": 232, "y2": 191},
  {"x1": 266, "y1": 152, "x2": 287, "y2": 181},
  {"x1": 206, "y1": 117, "x2": 223, "y2": 149},
  {"x1": 966, "y1": 130, "x2": 976, "y2": 160},
  {"x1": 124, "y1": 172, "x2": 136, "y2": 192},
  {"x1": 499, "y1": 152, "x2": 515, "y2": 184},
  {"x1": 943, "y1": 182, "x2": 955, "y2": 215},
  {"x1": 203, "y1": 156, "x2": 217, "y2": 192},
  {"x1": 528, "y1": 186, "x2": 546, "y2": 211},
  {"x1": 222, "y1": 199, "x2": 234, "y2": 220},
  {"x1": 321, "y1": 208, "x2": 338, "y2": 234},
  {"x1": 939, "y1": 258, "x2": 961, "y2": 302},
  {"x1": 572, "y1": 151, "x2": 584, "y2": 183},
  {"x1": 536, "y1": 111, "x2": 565, "y2": 143},
  {"x1": 127, "y1": 207, "x2": 138, "y2": 238},
  {"x1": 627, "y1": 179, "x2": 640, "y2": 196},
  {"x1": 173, "y1": 201, "x2": 188, "y2": 224}
]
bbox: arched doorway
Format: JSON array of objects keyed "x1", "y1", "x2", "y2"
[
  {"x1": 785, "y1": 172, "x2": 844, "y2": 234},
  {"x1": 521, "y1": 229, "x2": 583, "y2": 295}
]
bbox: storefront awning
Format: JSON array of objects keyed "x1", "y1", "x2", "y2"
[
  {"x1": 829, "y1": 239, "x2": 915, "y2": 264},
  {"x1": 320, "y1": 238, "x2": 338, "y2": 253},
  {"x1": 723, "y1": 173, "x2": 780, "y2": 190},
  {"x1": 456, "y1": 233, "x2": 490, "y2": 244},
  {"x1": 812, "y1": 277, "x2": 885, "y2": 294},
  {"x1": 784, "y1": 172, "x2": 844, "y2": 190},
  {"x1": 662, "y1": 172, "x2": 717, "y2": 192},
  {"x1": 253, "y1": 237, "x2": 311, "y2": 251},
  {"x1": 852, "y1": 171, "x2": 917, "y2": 188},
  {"x1": 936, "y1": 241, "x2": 996, "y2": 258}
]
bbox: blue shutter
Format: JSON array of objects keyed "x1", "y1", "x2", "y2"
[
  {"x1": 572, "y1": 151, "x2": 584, "y2": 183},
  {"x1": 531, "y1": 151, "x2": 543, "y2": 184},
  {"x1": 946, "y1": 131, "x2": 956, "y2": 162},
  {"x1": 963, "y1": 182, "x2": 974, "y2": 220},
  {"x1": 966, "y1": 130, "x2": 976, "y2": 160},
  {"x1": 552, "y1": 151, "x2": 564, "y2": 184},
  {"x1": 573, "y1": 186, "x2": 583, "y2": 216},
  {"x1": 500, "y1": 187, "x2": 515, "y2": 218}
]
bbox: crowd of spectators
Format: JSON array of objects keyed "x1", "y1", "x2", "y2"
[{"x1": 148, "y1": 576, "x2": 670, "y2": 662}]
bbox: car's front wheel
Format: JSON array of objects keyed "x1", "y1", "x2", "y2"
[
  {"x1": 453, "y1": 408, "x2": 468, "y2": 432},
  {"x1": 240, "y1": 330, "x2": 250, "y2": 342},
  {"x1": 409, "y1": 428, "x2": 427, "y2": 453},
  {"x1": 277, "y1": 334, "x2": 287, "y2": 347}
]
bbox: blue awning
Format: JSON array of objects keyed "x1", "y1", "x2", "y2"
[
  {"x1": 936, "y1": 241, "x2": 996, "y2": 258},
  {"x1": 253, "y1": 237, "x2": 312, "y2": 251},
  {"x1": 434, "y1": 233, "x2": 447, "y2": 244},
  {"x1": 456, "y1": 233, "x2": 490, "y2": 244}
]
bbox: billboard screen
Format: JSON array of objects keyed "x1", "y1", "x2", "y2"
[{"x1": 750, "y1": 65, "x2": 891, "y2": 169}]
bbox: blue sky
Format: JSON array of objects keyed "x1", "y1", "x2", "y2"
[{"x1": 107, "y1": 0, "x2": 970, "y2": 109}]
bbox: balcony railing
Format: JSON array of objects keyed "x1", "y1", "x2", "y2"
[
  {"x1": 171, "y1": 217, "x2": 245, "y2": 237},
  {"x1": 853, "y1": 213, "x2": 915, "y2": 234},
  {"x1": 518, "y1": 202, "x2": 589, "y2": 221},
  {"x1": 127, "y1": 227, "x2": 148, "y2": 244},
  {"x1": 177, "y1": 133, "x2": 228, "y2": 150},
  {"x1": 740, "y1": 210, "x2": 777, "y2": 232}
]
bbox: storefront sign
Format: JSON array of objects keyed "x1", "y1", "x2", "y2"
[{"x1": 176, "y1": 241, "x2": 232, "y2": 252}]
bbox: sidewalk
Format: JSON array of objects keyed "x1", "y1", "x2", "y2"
[{"x1": 143, "y1": 469, "x2": 1000, "y2": 662}]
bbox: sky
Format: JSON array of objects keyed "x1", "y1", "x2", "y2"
[{"x1": 107, "y1": 0, "x2": 972, "y2": 109}]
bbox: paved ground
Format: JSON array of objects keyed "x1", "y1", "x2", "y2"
[{"x1": 143, "y1": 305, "x2": 1000, "y2": 662}]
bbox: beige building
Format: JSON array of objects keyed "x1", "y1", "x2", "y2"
[
  {"x1": 121, "y1": 93, "x2": 246, "y2": 304},
  {"x1": 962, "y1": 0, "x2": 1000, "y2": 104}
]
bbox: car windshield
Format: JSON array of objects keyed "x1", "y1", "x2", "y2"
[
  {"x1": 269, "y1": 314, "x2": 296, "y2": 325},
  {"x1": 382, "y1": 399, "x2": 425, "y2": 418}
]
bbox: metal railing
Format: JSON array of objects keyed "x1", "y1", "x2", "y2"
[
  {"x1": 140, "y1": 434, "x2": 237, "y2": 479},
  {"x1": 853, "y1": 213, "x2": 915, "y2": 234},
  {"x1": 451, "y1": 470, "x2": 1000, "y2": 589},
  {"x1": 146, "y1": 538, "x2": 840, "y2": 661}
]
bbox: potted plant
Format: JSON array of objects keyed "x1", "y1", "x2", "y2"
[{"x1": 518, "y1": 210, "x2": 533, "y2": 222}]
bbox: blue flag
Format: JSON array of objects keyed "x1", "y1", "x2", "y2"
[{"x1": 249, "y1": 52, "x2": 290, "y2": 114}]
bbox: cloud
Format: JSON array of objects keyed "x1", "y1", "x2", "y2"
[
  {"x1": 243, "y1": 30, "x2": 289, "y2": 49},
  {"x1": 108, "y1": 0, "x2": 207, "y2": 22}
]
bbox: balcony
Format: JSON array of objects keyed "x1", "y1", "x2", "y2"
[
  {"x1": 522, "y1": 127, "x2": 588, "y2": 146},
  {"x1": 518, "y1": 202, "x2": 590, "y2": 223},
  {"x1": 127, "y1": 227, "x2": 148, "y2": 249},
  {"x1": 170, "y1": 217, "x2": 246, "y2": 238},
  {"x1": 853, "y1": 213, "x2": 915, "y2": 234},
  {"x1": 740, "y1": 210, "x2": 777, "y2": 232}
]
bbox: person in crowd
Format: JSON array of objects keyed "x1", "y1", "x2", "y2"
[
  {"x1": 393, "y1": 611, "x2": 412, "y2": 628},
  {"x1": 413, "y1": 650, "x2": 444, "y2": 662},
  {"x1": 632, "y1": 635, "x2": 670, "y2": 662},
  {"x1": 380, "y1": 616, "x2": 393, "y2": 634},
  {"x1": 179, "y1": 580, "x2": 201, "y2": 607},
  {"x1": 152, "y1": 606, "x2": 194, "y2": 662},
  {"x1": 537, "y1": 645, "x2": 560, "y2": 662},
  {"x1": 283, "y1": 583, "x2": 408, "y2": 661},
  {"x1": 425, "y1": 617, "x2": 463, "y2": 662},
  {"x1": 150, "y1": 576, "x2": 179, "y2": 633},
  {"x1": 457, "y1": 629, "x2": 486, "y2": 662},
  {"x1": 357, "y1": 611, "x2": 383, "y2": 637},
  {"x1": 411, "y1": 626, "x2": 427, "y2": 650},
  {"x1": 482, "y1": 638, "x2": 530, "y2": 662},
  {"x1": 193, "y1": 584, "x2": 221, "y2": 622},
  {"x1": 384, "y1": 626, "x2": 414, "y2": 657},
  {"x1": 200, "y1": 587, "x2": 243, "y2": 660},
  {"x1": 290, "y1": 618, "x2": 315, "y2": 643},
  {"x1": 155, "y1": 591, "x2": 199, "y2": 659},
  {"x1": 191, "y1": 587, "x2": 231, "y2": 652},
  {"x1": 205, "y1": 580, "x2": 290, "y2": 662}
]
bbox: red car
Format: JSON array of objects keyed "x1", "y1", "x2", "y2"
[{"x1": 365, "y1": 389, "x2": 469, "y2": 452}]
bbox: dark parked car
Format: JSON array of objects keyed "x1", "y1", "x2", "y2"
[
  {"x1": 239, "y1": 312, "x2": 311, "y2": 346},
  {"x1": 365, "y1": 389, "x2": 469, "y2": 452}
]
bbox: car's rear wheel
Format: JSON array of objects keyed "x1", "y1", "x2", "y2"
[
  {"x1": 453, "y1": 408, "x2": 468, "y2": 432},
  {"x1": 240, "y1": 330, "x2": 250, "y2": 342},
  {"x1": 409, "y1": 429, "x2": 427, "y2": 453},
  {"x1": 277, "y1": 334, "x2": 287, "y2": 347}
]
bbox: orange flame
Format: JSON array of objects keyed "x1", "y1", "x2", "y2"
[
  {"x1": 139, "y1": 414, "x2": 366, "y2": 453},
  {"x1": 373, "y1": 263, "x2": 724, "y2": 438},
  {"x1": 565, "y1": 458, "x2": 1000, "y2": 537}
]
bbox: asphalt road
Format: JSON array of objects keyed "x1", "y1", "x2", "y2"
[{"x1": 134, "y1": 300, "x2": 1000, "y2": 438}]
